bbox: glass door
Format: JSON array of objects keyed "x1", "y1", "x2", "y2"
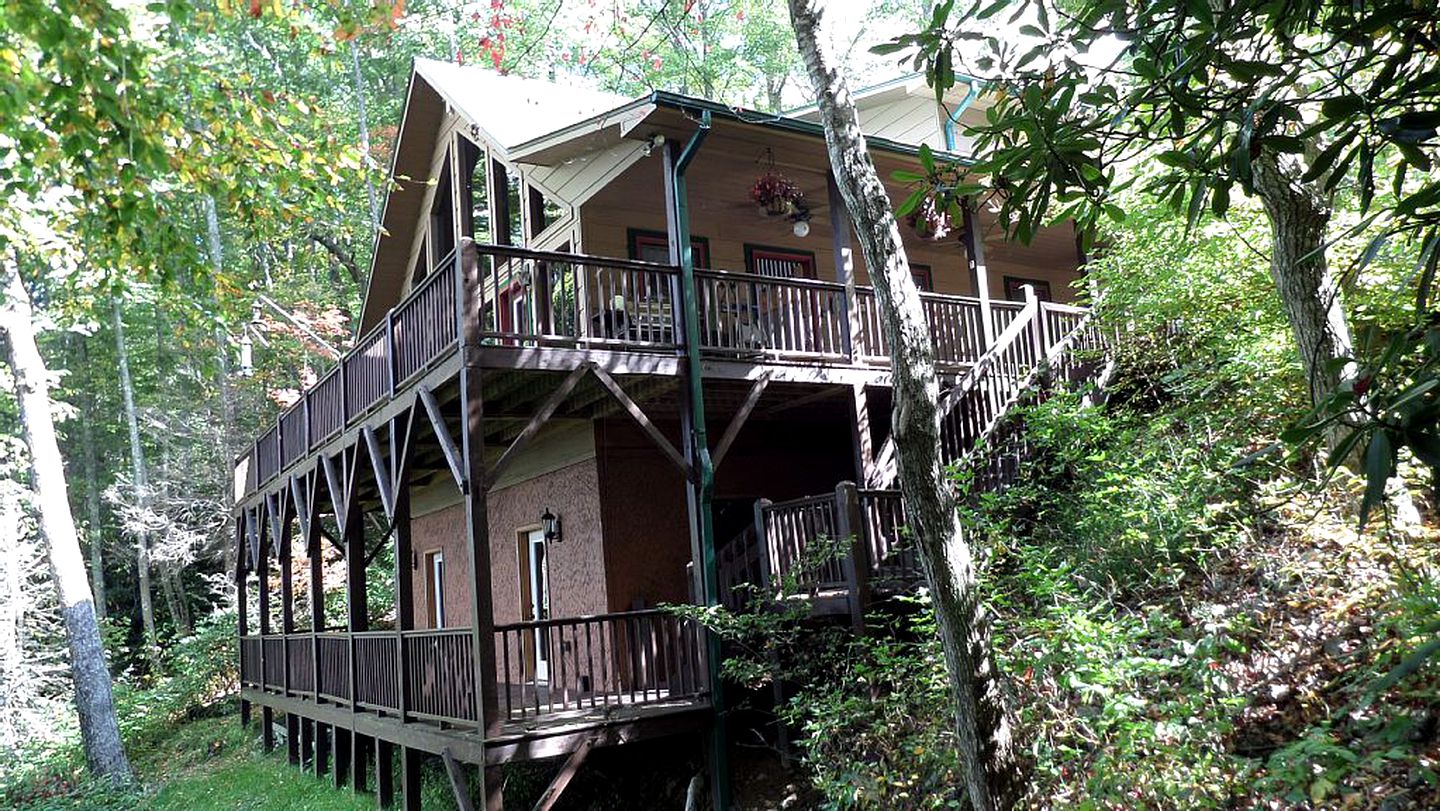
[{"x1": 524, "y1": 528, "x2": 551, "y2": 682}]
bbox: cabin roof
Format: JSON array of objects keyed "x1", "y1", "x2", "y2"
[
  {"x1": 359, "y1": 63, "x2": 978, "y2": 335},
  {"x1": 413, "y1": 58, "x2": 632, "y2": 150}
]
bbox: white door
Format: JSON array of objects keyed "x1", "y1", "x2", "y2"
[{"x1": 524, "y1": 529, "x2": 551, "y2": 682}]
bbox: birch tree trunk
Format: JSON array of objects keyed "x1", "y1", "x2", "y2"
[
  {"x1": 349, "y1": 40, "x2": 382, "y2": 230},
  {"x1": 73, "y1": 334, "x2": 108, "y2": 622},
  {"x1": 203, "y1": 195, "x2": 239, "y2": 468},
  {"x1": 788, "y1": 2, "x2": 1022, "y2": 807},
  {"x1": 111, "y1": 297, "x2": 161, "y2": 670},
  {"x1": 1252, "y1": 152, "x2": 1355, "y2": 403},
  {"x1": 0, "y1": 255, "x2": 132, "y2": 783}
]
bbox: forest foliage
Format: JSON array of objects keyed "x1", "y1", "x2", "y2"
[{"x1": 1, "y1": 0, "x2": 1437, "y2": 808}]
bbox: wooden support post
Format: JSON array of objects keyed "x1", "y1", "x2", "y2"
[
  {"x1": 345, "y1": 448, "x2": 367, "y2": 747},
  {"x1": 532, "y1": 735, "x2": 596, "y2": 811},
  {"x1": 712, "y1": 371, "x2": 770, "y2": 471},
  {"x1": 394, "y1": 412, "x2": 416, "y2": 723},
  {"x1": 286, "y1": 714, "x2": 300, "y2": 765},
  {"x1": 279, "y1": 495, "x2": 294, "y2": 698},
  {"x1": 458, "y1": 241, "x2": 500, "y2": 756},
  {"x1": 961, "y1": 197, "x2": 995, "y2": 350},
  {"x1": 334, "y1": 727, "x2": 351, "y2": 788},
  {"x1": 486, "y1": 362, "x2": 591, "y2": 489},
  {"x1": 401, "y1": 747, "x2": 424, "y2": 811},
  {"x1": 315, "y1": 722, "x2": 330, "y2": 777},
  {"x1": 376, "y1": 739, "x2": 396, "y2": 808},
  {"x1": 261, "y1": 707, "x2": 275, "y2": 753},
  {"x1": 835, "y1": 481, "x2": 870, "y2": 631},
  {"x1": 849, "y1": 383, "x2": 875, "y2": 487},
  {"x1": 441, "y1": 749, "x2": 477, "y2": 811},
  {"x1": 752, "y1": 499, "x2": 774, "y2": 596},
  {"x1": 236, "y1": 516, "x2": 251, "y2": 728},
  {"x1": 828, "y1": 171, "x2": 861, "y2": 360},
  {"x1": 353, "y1": 733, "x2": 370, "y2": 794},
  {"x1": 300, "y1": 717, "x2": 314, "y2": 768},
  {"x1": 1023, "y1": 284, "x2": 1045, "y2": 362}
]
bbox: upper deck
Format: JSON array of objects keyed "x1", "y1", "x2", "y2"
[{"x1": 235, "y1": 242, "x2": 1088, "y2": 500}]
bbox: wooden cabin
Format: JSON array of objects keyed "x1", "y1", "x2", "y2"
[{"x1": 233, "y1": 59, "x2": 1095, "y2": 809}]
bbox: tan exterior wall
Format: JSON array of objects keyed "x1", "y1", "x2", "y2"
[{"x1": 577, "y1": 139, "x2": 1084, "y2": 303}]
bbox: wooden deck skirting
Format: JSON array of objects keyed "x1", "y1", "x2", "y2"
[{"x1": 235, "y1": 243, "x2": 1055, "y2": 498}]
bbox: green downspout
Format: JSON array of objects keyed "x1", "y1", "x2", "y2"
[
  {"x1": 942, "y1": 80, "x2": 981, "y2": 152},
  {"x1": 669, "y1": 110, "x2": 731, "y2": 809}
]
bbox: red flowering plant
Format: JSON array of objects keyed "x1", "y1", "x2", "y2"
[{"x1": 751, "y1": 171, "x2": 805, "y2": 217}]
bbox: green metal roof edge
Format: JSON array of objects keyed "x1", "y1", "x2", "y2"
[
  {"x1": 507, "y1": 88, "x2": 975, "y2": 167},
  {"x1": 646, "y1": 90, "x2": 975, "y2": 166}
]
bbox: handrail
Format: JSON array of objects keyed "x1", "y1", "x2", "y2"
[
  {"x1": 493, "y1": 607, "x2": 675, "y2": 633},
  {"x1": 475, "y1": 243, "x2": 680, "y2": 274}
]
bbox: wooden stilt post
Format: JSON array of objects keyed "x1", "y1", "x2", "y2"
[
  {"x1": 236, "y1": 515, "x2": 251, "y2": 728},
  {"x1": 961, "y1": 197, "x2": 995, "y2": 350},
  {"x1": 458, "y1": 239, "x2": 499, "y2": 811},
  {"x1": 835, "y1": 481, "x2": 870, "y2": 631},
  {"x1": 315, "y1": 722, "x2": 330, "y2": 777},
  {"x1": 375, "y1": 739, "x2": 396, "y2": 808},
  {"x1": 353, "y1": 734, "x2": 370, "y2": 793},
  {"x1": 258, "y1": 506, "x2": 275, "y2": 753},
  {"x1": 828, "y1": 170, "x2": 862, "y2": 361},
  {"x1": 300, "y1": 717, "x2": 314, "y2": 768},
  {"x1": 286, "y1": 714, "x2": 300, "y2": 765},
  {"x1": 334, "y1": 726, "x2": 351, "y2": 788},
  {"x1": 401, "y1": 747, "x2": 423, "y2": 811},
  {"x1": 394, "y1": 411, "x2": 416, "y2": 725}
]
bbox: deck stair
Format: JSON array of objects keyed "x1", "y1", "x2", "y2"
[{"x1": 718, "y1": 293, "x2": 1107, "y2": 614}]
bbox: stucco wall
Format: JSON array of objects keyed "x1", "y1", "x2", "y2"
[{"x1": 407, "y1": 458, "x2": 608, "y2": 630}]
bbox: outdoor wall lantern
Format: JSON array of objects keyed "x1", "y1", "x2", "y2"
[{"x1": 541, "y1": 508, "x2": 562, "y2": 543}]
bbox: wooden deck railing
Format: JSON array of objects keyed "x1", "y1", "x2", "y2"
[
  {"x1": 474, "y1": 245, "x2": 682, "y2": 350},
  {"x1": 754, "y1": 493, "x2": 849, "y2": 596},
  {"x1": 750, "y1": 483, "x2": 919, "y2": 605},
  {"x1": 494, "y1": 609, "x2": 707, "y2": 723},
  {"x1": 242, "y1": 261, "x2": 463, "y2": 487},
  {"x1": 238, "y1": 609, "x2": 707, "y2": 731},
  {"x1": 238, "y1": 242, "x2": 1086, "y2": 496}
]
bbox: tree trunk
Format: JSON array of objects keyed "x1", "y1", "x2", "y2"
[
  {"x1": 1, "y1": 255, "x2": 132, "y2": 783},
  {"x1": 111, "y1": 297, "x2": 160, "y2": 671},
  {"x1": 349, "y1": 40, "x2": 382, "y2": 231},
  {"x1": 788, "y1": 2, "x2": 1022, "y2": 808},
  {"x1": 73, "y1": 334, "x2": 108, "y2": 623},
  {"x1": 1252, "y1": 151, "x2": 1355, "y2": 403}
]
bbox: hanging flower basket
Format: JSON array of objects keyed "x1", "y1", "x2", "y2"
[{"x1": 751, "y1": 171, "x2": 804, "y2": 218}]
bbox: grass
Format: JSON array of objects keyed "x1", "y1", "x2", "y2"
[
  {"x1": 3, "y1": 710, "x2": 375, "y2": 811},
  {"x1": 144, "y1": 716, "x2": 373, "y2": 811}
]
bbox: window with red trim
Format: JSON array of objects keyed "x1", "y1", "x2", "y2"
[
  {"x1": 628, "y1": 229, "x2": 710, "y2": 268},
  {"x1": 1003, "y1": 276, "x2": 1052, "y2": 302},
  {"x1": 910, "y1": 263, "x2": 934, "y2": 292},
  {"x1": 744, "y1": 245, "x2": 816, "y2": 279}
]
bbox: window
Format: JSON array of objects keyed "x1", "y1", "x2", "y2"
[
  {"x1": 528, "y1": 187, "x2": 565, "y2": 236},
  {"x1": 627, "y1": 228, "x2": 710, "y2": 268},
  {"x1": 429, "y1": 153, "x2": 455, "y2": 266},
  {"x1": 744, "y1": 244, "x2": 817, "y2": 278},
  {"x1": 498, "y1": 281, "x2": 528, "y2": 335},
  {"x1": 411, "y1": 242, "x2": 429, "y2": 287},
  {"x1": 424, "y1": 550, "x2": 445, "y2": 628},
  {"x1": 1003, "y1": 276, "x2": 1052, "y2": 302},
  {"x1": 504, "y1": 166, "x2": 524, "y2": 245},
  {"x1": 910, "y1": 263, "x2": 934, "y2": 292},
  {"x1": 463, "y1": 139, "x2": 491, "y2": 243}
]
